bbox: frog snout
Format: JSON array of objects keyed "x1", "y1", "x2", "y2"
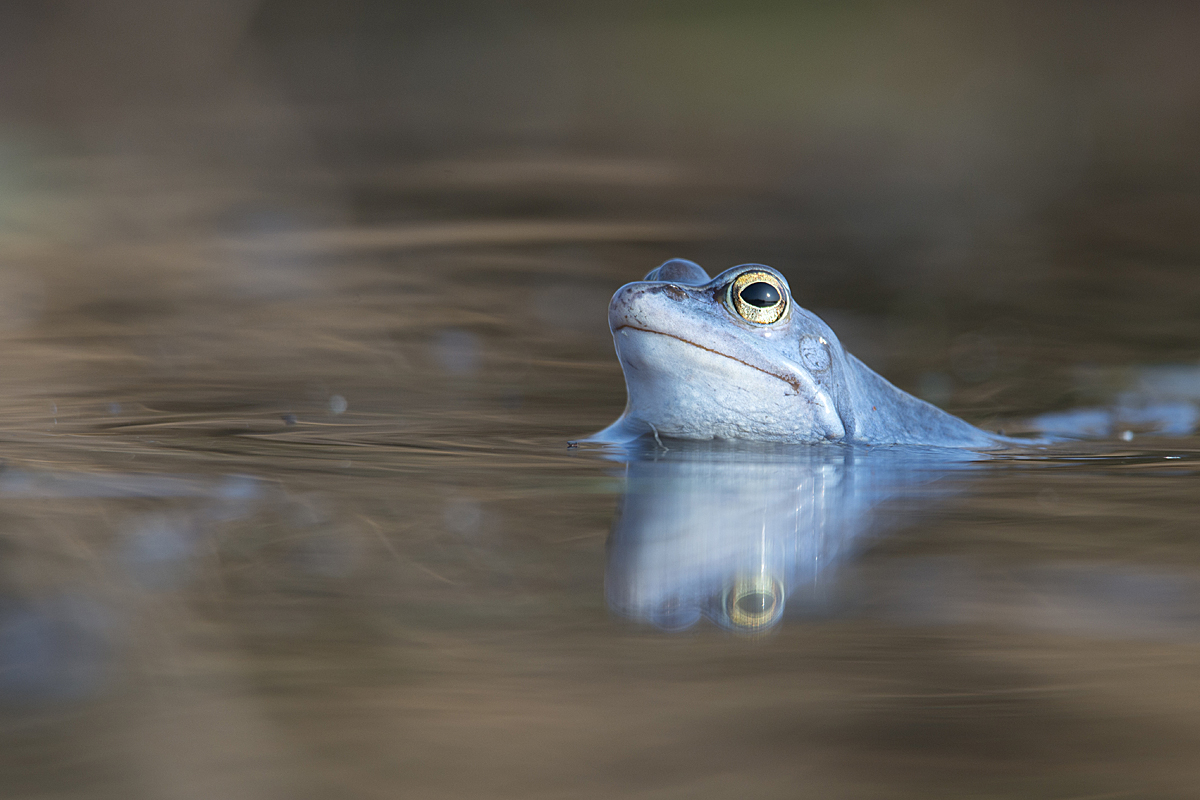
[
  {"x1": 623, "y1": 283, "x2": 690, "y2": 303},
  {"x1": 609, "y1": 282, "x2": 692, "y2": 330}
]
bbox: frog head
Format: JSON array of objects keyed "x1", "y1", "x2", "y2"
[{"x1": 593, "y1": 259, "x2": 848, "y2": 443}]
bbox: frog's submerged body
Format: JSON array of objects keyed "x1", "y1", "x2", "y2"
[{"x1": 592, "y1": 259, "x2": 1002, "y2": 448}]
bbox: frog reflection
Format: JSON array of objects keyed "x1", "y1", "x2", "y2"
[{"x1": 604, "y1": 440, "x2": 980, "y2": 633}]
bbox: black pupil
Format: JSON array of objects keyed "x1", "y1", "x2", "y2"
[{"x1": 740, "y1": 282, "x2": 780, "y2": 308}]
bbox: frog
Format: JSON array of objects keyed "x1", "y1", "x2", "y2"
[{"x1": 590, "y1": 259, "x2": 1003, "y2": 447}]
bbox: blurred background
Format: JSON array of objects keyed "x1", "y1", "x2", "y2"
[
  {"x1": 2, "y1": 0, "x2": 1199, "y2": 420},
  {"x1": 2, "y1": 2, "x2": 1200, "y2": 798}
]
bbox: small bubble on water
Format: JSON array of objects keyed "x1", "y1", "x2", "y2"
[
  {"x1": 330, "y1": 395, "x2": 348, "y2": 415},
  {"x1": 108, "y1": 403, "x2": 122, "y2": 415},
  {"x1": 1121, "y1": 430, "x2": 1134, "y2": 441}
]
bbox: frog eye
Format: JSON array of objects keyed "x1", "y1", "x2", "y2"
[{"x1": 727, "y1": 271, "x2": 788, "y2": 325}]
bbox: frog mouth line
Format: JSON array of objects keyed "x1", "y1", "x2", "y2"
[{"x1": 613, "y1": 324, "x2": 802, "y2": 392}]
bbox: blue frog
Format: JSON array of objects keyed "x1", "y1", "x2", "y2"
[{"x1": 592, "y1": 259, "x2": 1002, "y2": 447}]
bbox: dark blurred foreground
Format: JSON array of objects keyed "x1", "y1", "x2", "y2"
[{"x1": 2, "y1": 3, "x2": 1200, "y2": 798}]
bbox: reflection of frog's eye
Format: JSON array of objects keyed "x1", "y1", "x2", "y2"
[
  {"x1": 722, "y1": 575, "x2": 785, "y2": 632},
  {"x1": 727, "y1": 271, "x2": 788, "y2": 325}
]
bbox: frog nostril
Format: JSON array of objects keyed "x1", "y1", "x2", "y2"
[
  {"x1": 642, "y1": 284, "x2": 688, "y2": 301},
  {"x1": 739, "y1": 282, "x2": 780, "y2": 308}
]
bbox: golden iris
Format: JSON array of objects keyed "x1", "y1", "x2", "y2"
[{"x1": 727, "y1": 271, "x2": 788, "y2": 324}]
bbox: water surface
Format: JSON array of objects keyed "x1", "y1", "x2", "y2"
[{"x1": 2, "y1": 195, "x2": 1199, "y2": 798}]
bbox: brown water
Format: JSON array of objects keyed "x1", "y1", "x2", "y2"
[
  {"x1": 1, "y1": 169, "x2": 1198, "y2": 798},
  {"x1": 4, "y1": 4, "x2": 1200, "y2": 798}
]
